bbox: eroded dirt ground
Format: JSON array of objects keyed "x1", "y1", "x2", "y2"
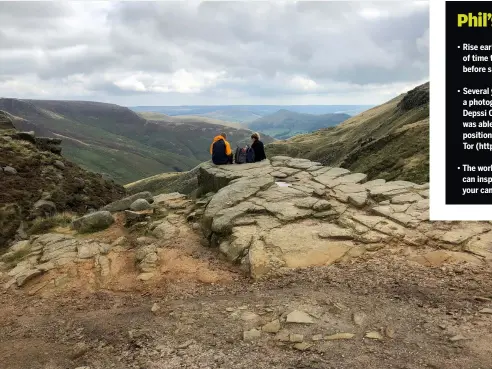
[{"x1": 1, "y1": 238, "x2": 492, "y2": 369}]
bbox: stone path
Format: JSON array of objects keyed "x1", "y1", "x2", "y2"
[{"x1": 197, "y1": 157, "x2": 492, "y2": 278}]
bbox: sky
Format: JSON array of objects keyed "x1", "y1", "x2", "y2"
[{"x1": 0, "y1": 1, "x2": 429, "y2": 106}]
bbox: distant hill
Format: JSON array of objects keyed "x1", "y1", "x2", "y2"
[
  {"x1": 138, "y1": 112, "x2": 243, "y2": 129},
  {"x1": 266, "y1": 82, "x2": 430, "y2": 183},
  {"x1": 246, "y1": 109, "x2": 350, "y2": 139},
  {"x1": 0, "y1": 99, "x2": 274, "y2": 184},
  {"x1": 131, "y1": 105, "x2": 373, "y2": 124}
]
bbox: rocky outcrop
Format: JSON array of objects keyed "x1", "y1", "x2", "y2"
[
  {"x1": 3, "y1": 157, "x2": 491, "y2": 291},
  {"x1": 397, "y1": 82, "x2": 429, "y2": 111},
  {"x1": 0, "y1": 131, "x2": 126, "y2": 248},
  {"x1": 196, "y1": 157, "x2": 491, "y2": 279},
  {"x1": 35, "y1": 137, "x2": 62, "y2": 155},
  {"x1": 103, "y1": 192, "x2": 154, "y2": 212},
  {"x1": 1, "y1": 234, "x2": 112, "y2": 288},
  {"x1": 125, "y1": 163, "x2": 206, "y2": 196},
  {"x1": 0, "y1": 111, "x2": 15, "y2": 130}
]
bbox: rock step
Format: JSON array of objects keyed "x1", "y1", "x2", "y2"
[{"x1": 194, "y1": 157, "x2": 491, "y2": 279}]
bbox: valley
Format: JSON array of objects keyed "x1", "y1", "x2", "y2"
[
  {"x1": 266, "y1": 82, "x2": 430, "y2": 184},
  {"x1": 130, "y1": 105, "x2": 372, "y2": 124},
  {"x1": 247, "y1": 109, "x2": 351, "y2": 139},
  {"x1": 0, "y1": 99, "x2": 274, "y2": 184},
  {"x1": 0, "y1": 98, "x2": 373, "y2": 185}
]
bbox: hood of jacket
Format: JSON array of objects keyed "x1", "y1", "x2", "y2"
[{"x1": 212, "y1": 135, "x2": 225, "y2": 144}]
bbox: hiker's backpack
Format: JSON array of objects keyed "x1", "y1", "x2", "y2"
[
  {"x1": 245, "y1": 145, "x2": 255, "y2": 163},
  {"x1": 235, "y1": 146, "x2": 247, "y2": 164},
  {"x1": 235, "y1": 145, "x2": 255, "y2": 164}
]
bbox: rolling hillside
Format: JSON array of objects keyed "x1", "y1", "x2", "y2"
[
  {"x1": 131, "y1": 105, "x2": 372, "y2": 124},
  {"x1": 247, "y1": 109, "x2": 351, "y2": 139},
  {"x1": 266, "y1": 82, "x2": 430, "y2": 183},
  {"x1": 138, "y1": 112, "x2": 243, "y2": 129},
  {"x1": 0, "y1": 99, "x2": 273, "y2": 184}
]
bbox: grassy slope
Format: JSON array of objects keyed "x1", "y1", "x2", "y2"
[
  {"x1": 266, "y1": 82, "x2": 430, "y2": 183},
  {"x1": 0, "y1": 99, "x2": 274, "y2": 184},
  {"x1": 247, "y1": 110, "x2": 351, "y2": 139},
  {"x1": 138, "y1": 112, "x2": 243, "y2": 129},
  {"x1": 0, "y1": 129, "x2": 125, "y2": 248}
]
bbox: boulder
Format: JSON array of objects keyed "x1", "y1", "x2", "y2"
[
  {"x1": 101, "y1": 173, "x2": 114, "y2": 183},
  {"x1": 102, "y1": 192, "x2": 154, "y2": 212},
  {"x1": 71, "y1": 211, "x2": 114, "y2": 233},
  {"x1": 35, "y1": 137, "x2": 62, "y2": 155},
  {"x1": 152, "y1": 220, "x2": 179, "y2": 241},
  {"x1": 0, "y1": 111, "x2": 15, "y2": 130},
  {"x1": 33, "y1": 200, "x2": 56, "y2": 217},
  {"x1": 16, "y1": 269, "x2": 42, "y2": 287},
  {"x1": 77, "y1": 242, "x2": 102, "y2": 259},
  {"x1": 73, "y1": 177, "x2": 86, "y2": 190},
  {"x1": 3, "y1": 166, "x2": 17, "y2": 175},
  {"x1": 53, "y1": 160, "x2": 65, "y2": 170},
  {"x1": 130, "y1": 199, "x2": 152, "y2": 211},
  {"x1": 12, "y1": 131, "x2": 36, "y2": 144}
]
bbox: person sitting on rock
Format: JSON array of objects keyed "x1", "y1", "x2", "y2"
[
  {"x1": 210, "y1": 132, "x2": 233, "y2": 165},
  {"x1": 250, "y1": 132, "x2": 266, "y2": 162}
]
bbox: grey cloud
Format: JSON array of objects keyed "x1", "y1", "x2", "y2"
[
  {"x1": 0, "y1": 1, "x2": 429, "y2": 104},
  {"x1": 0, "y1": 1, "x2": 70, "y2": 18}
]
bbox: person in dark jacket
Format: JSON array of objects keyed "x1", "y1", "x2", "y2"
[
  {"x1": 210, "y1": 132, "x2": 233, "y2": 165},
  {"x1": 250, "y1": 132, "x2": 266, "y2": 162}
]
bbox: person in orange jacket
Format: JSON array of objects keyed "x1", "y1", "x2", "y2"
[{"x1": 210, "y1": 132, "x2": 233, "y2": 165}]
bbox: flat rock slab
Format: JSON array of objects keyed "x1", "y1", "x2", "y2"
[
  {"x1": 256, "y1": 223, "x2": 354, "y2": 273},
  {"x1": 193, "y1": 157, "x2": 492, "y2": 279},
  {"x1": 315, "y1": 168, "x2": 351, "y2": 186},
  {"x1": 286, "y1": 310, "x2": 315, "y2": 324},
  {"x1": 410, "y1": 250, "x2": 483, "y2": 267}
]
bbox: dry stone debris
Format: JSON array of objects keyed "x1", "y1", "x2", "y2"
[
  {"x1": 293, "y1": 342, "x2": 311, "y2": 351},
  {"x1": 289, "y1": 333, "x2": 304, "y2": 342},
  {"x1": 243, "y1": 328, "x2": 261, "y2": 341},
  {"x1": 325, "y1": 333, "x2": 355, "y2": 340},
  {"x1": 365, "y1": 331, "x2": 384, "y2": 340},
  {"x1": 262, "y1": 320, "x2": 281, "y2": 333},
  {"x1": 286, "y1": 310, "x2": 315, "y2": 324}
]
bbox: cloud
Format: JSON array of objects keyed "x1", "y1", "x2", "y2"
[{"x1": 0, "y1": 1, "x2": 429, "y2": 105}]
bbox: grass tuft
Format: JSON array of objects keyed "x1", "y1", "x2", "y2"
[{"x1": 28, "y1": 212, "x2": 75, "y2": 235}]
